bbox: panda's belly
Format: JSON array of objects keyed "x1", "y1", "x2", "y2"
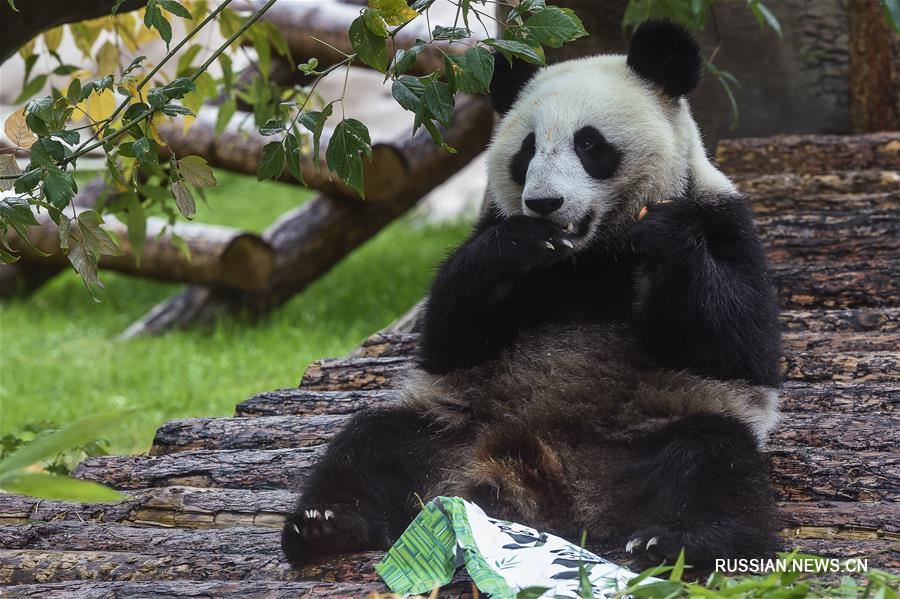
[{"x1": 402, "y1": 321, "x2": 779, "y2": 445}]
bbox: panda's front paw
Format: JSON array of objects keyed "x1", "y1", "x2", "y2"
[
  {"x1": 493, "y1": 215, "x2": 576, "y2": 270},
  {"x1": 281, "y1": 506, "x2": 375, "y2": 566},
  {"x1": 629, "y1": 200, "x2": 702, "y2": 262}
]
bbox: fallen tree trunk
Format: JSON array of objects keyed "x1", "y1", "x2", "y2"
[
  {"x1": 233, "y1": 381, "x2": 898, "y2": 418},
  {"x1": 150, "y1": 410, "x2": 898, "y2": 455},
  {"x1": 734, "y1": 169, "x2": 900, "y2": 198},
  {"x1": 123, "y1": 95, "x2": 495, "y2": 336},
  {"x1": 157, "y1": 109, "x2": 408, "y2": 202},
  {"x1": 0, "y1": 580, "x2": 399, "y2": 599},
  {"x1": 716, "y1": 132, "x2": 900, "y2": 175},
  {"x1": 772, "y1": 261, "x2": 899, "y2": 310},
  {"x1": 71, "y1": 444, "x2": 900, "y2": 502},
  {"x1": 8, "y1": 212, "x2": 275, "y2": 291}
]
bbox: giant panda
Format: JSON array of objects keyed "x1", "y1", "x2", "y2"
[{"x1": 281, "y1": 19, "x2": 782, "y2": 570}]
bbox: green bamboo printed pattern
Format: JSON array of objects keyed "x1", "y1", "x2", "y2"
[{"x1": 375, "y1": 496, "x2": 516, "y2": 597}]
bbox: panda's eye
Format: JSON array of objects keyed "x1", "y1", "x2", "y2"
[{"x1": 580, "y1": 138, "x2": 596, "y2": 151}]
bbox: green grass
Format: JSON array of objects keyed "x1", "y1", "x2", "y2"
[{"x1": 0, "y1": 170, "x2": 471, "y2": 454}]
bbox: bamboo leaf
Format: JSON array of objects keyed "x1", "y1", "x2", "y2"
[{"x1": 0, "y1": 472, "x2": 123, "y2": 502}]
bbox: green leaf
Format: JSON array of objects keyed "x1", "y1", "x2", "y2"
[
  {"x1": 484, "y1": 38, "x2": 545, "y2": 65},
  {"x1": 178, "y1": 155, "x2": 217, "y2": 188},
  {"x1": 215, "y1": 98, "x2": 237, "y2": 135},
  {"x1": 43, "y1": 167, "x2": 77, "y2": 209},
  {"x1": 747, "y1": 1, "x2": 782, "y2": 38},
  {"x1": 515, "y1": 588, "x2": 551, "y2": 599},
  {"x1": 160, "y1": 104, "x2": 194, "y2": 117},
  {"x1": 144, "y1": 0, "x2": 173, "y2": 47},
  {"x1": 132, "y1": 137, "x2": 157, "y2": 165},
  {"x1": 524, "y1": 6, "x2": 587, "y2": 47},
  {"x1": 0, "y1": 196, "x2": 47, "y2": 258},
  {"x1": 0, "y1": 412, "x2": 128, "y2": 475},
  {"x1": 52, "y1": 129, "x2": 81, "y2": 146},
  {"x1": 260, "y1": 119, "x2": 286, "y2": 136},
  {"x1": 362, "y1": 8, "x2": 388, "y2": 37},
  {"x1": 6, "y1": 0, "x2": 19, "y2": 12},
  {"x1": 432, "y1": 25, "x2": 470, "y2": 40},
  {"x1": 298, "y1": 103, "x2": 333, "y2": 166},
  {"x1": 284, "y1": 132, "x2": 304, "y2": 184},
  {"x1": 14, "y1": 74, "x2": 48, "y2": 104},
  {"x1": 257, "y1": 141, "x2": 285, "y2": 181},
  {"x1": 349, "y1": 15, "x2": 389, "y2": 71},
  {"x1": 370, "y1": 0, "x2": 418, "y2": 25},
  {"x1": 120, "y1": 192, "x2": 146, "y2": 262},
  {"x1": 883, "y1": 0, "x2": 900, "y2": 32},
  {"x1": 13, "y1": 168, "x2": 43, "y2": 194},
  {"x1": 162, "y1": 76, "x2": 196, "y2": 99},
  {"x1": 176, "y1": 44, "x2": 203, "y2": 76},
  {"x1": 67, "y1": 78, "x2": 82, "y2": 104},
  {"x1": 423, "y1": 78, "x2": 454, "y2": 126},
  {"x1": 391, "y1": 75, "x2": 425, "y2": 113},
  {"x1": 669, "y1": 548, "x2": 686, "y2": 581},
  {"x1": 159, "y1": 0, "x2": 192, "y2": 19},
  {"x1": 448, "y1": 46, "x2": 494, "y2": 93},
  {"x1": 391, "y1": 43, "x2": 425, "y2": 76},
  {"x1": 123, "y1": 55, "x2": 147, "y2": 77},
  {"x1": 73, "y1": 210, "x2": 122, "y2": 257},
  {"x1": 0, "y1": 472, "x2": 123, "y2": 502},
  {"x1": 29, "y1": 138, "x2": 66, "y2": 168},
  {"x1": 325, "y1": 119, "x2": 372, "y2": 198},
  {"x1": 124, "y1": 102, "x2": 151, "y2": 122},
  {"x1": 170, "y1": 180, "x2": 196, "y2": 218}
]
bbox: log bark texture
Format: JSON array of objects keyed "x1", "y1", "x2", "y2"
[
  {"x1": 716, "y1": 132, "x2": 900, "y2": 176},
  {"x1": 847, "y1": 0, "x2": 900, "y2": 132},
  {"x1": 235, "y1": 389, "x2": 399, "y2": 417},
  {"x1": 71, "y1": 445, "x2": 900, "y2": 504},
  {"x1": 123, "y1": 95, "x2": 495, "y2": 336},
  {"x1": 150, "y1": 411, "x2": 898, "y2": 455},
  {"x1": 8, "y1": 212, "x2": 275, "y2": 291},
  {"x1": 734, "y1": 169, "x2": 900, "y2": 199}
]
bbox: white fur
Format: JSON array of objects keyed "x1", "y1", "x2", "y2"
[{"x1": 486, "y1": 54, "x2": 734, "y2": 243}]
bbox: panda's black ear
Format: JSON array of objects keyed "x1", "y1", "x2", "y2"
[
  {"x1": 626, "y1": 20, "x2": 702, "y2": 97},
  {"x1": 489, "y1": 55, "x2": 539, "y2": 114}
]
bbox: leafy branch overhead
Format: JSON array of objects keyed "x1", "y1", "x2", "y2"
[{"x1": 0, "y1": 0, "x2": 586, "y2": 296}]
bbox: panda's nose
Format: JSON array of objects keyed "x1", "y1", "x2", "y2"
[{"x1": 525, "y1": 197, "x2": 563, "y2": 216}]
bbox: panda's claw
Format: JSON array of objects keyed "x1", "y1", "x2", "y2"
[
  {"x1": 646, "y1": 536, "x2": 659, "y2": 550},
  {"x1": 561, "y1": 238, "x2": 574, "y2": 249},
  {"x1": 324, "y1": 510, "x2": 334, "y2": 520},
  {"x1": 545, "y1": 241, "x2": 556, "y2": 250},
  {"x1": 564, "y1": 222, "x2": 575, "y2": 233},
  {"x1": 626, "y1": 537, "x2": 642, "y2": 554}
]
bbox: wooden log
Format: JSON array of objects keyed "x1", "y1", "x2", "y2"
[
  {"x1": 760, "y1": 209, "x2": 899, "y2": 265},
  {"x1": 235, "y1": 389, "x2": 398, "y2": 417},
  {"x1": 150, "y1": 411, "x2": 898, "y2": 455},
  {"x1": 123, "y1": 95, "x2": 495, "y2": 336},
  {"x1": 243, "y1": 0, "x2": 474, "y2": 76},
  {"x1": 0, "y1": 580, "x2": 401, "y2": 599},
  {"x1": 754, "y1": 191, "x2": 899, "y2": 215},
  {"x1": 0, "y1": 548, "x2": 384, "y2": 585},
  {"x1": 0, "y1": 486, "x2": 294, "y2": 529},
  {"x1": 72, "y1": 445, "x2": 899, "y2": 503},
  {"x1": 848, "y1": 0, "x2": 900, "y2": 132},
  {"x1": 299, "y1": 356, "x2": 410, "y2": 390},
  {"x1": 8, "y1": 211, "x2": 275, "y2": 291},
  {"x1": 780, "y1": 382, "x2": 898, "y2": 414},
  {"x1": 735, "y1": 169, "x2": 900, "y2": 198},
  {"x1": 780, "y1": 308, "x2": 898, "y2": 334},
  {"x1": 298, "y1": 350, "x2": 899, "y2": 393},
  {"x1": 772, "y1": 261, "x2": 899, "y2": 310},
  {"x1": 780, "y1": 539, "x2": 900, "y2": 570},
  {"x1": 716, "y1": 132, "x2": 900, "y2": 175},
  {"x1": 768, "y1": 447, "x2": 899, "y2": 503},
  {"x1": 780, "y1": 502, "x2": 900, "y2": 538},
  {"x1": 353, "y1": 331, "x2": 419, "y2": 358},
  {"x1": 157, "y1": 110, "x2": 408, "y2": 202},
  {"x1": 0, "y1": 177, "x2": 106, "y2": 298}
]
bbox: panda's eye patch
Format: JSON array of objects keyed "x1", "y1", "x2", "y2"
[
  {"x1": 574, "y1": 126, "x2": 621, "y2": 180},
  {"x1": 510, "y1": 132, "x2": 536, "y2": 186}
]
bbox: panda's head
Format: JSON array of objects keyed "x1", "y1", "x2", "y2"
[{"x1": 486, "y1": 20, "x2": 734, "y2": 247}]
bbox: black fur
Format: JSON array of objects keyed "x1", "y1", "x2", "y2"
[
  {"x1": 574, "y1": 126, "x2": 622, "y2": 180},
  {"x1": 626, "y1": 20, "x2": 702, "y2": 97},
  {"x1": 510, "y1": 132, "x2": 536, "y2": 186},
  {"x1": 490, "y1": 55, "x2": 539, "y2": 114}
]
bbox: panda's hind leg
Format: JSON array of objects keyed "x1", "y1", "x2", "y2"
[
  {"x1": 281, "y1": 406, "x2": 447, "y2": 566},
  {"x1": 614, "y1": 413, "x2": 779, "y2": 568}
]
